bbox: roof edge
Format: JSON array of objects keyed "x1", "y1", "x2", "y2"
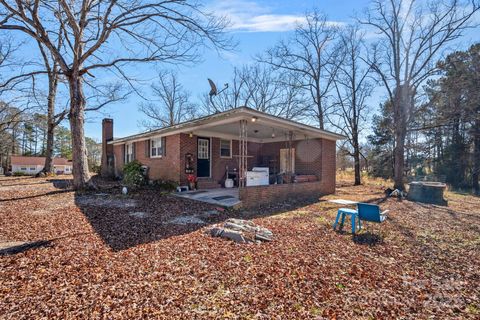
[{"x1": 109, "y1": 107, "x2": 346, "y2": 144}]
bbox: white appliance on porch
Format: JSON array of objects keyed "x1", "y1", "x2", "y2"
[{"x1": 246, "y1": 167, "x2": 269, "y2": 186}]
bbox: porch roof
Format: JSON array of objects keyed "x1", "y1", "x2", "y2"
[{"x1": 109, "y1": 107, "x2": 345, "y2": 145}]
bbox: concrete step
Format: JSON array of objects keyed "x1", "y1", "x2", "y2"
[{"x1": 197, "y1": 178, "x2": 221, "y2": 189}]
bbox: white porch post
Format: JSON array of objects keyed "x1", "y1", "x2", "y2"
[
  {"x1": 283, "y1": 130, "x2": 294, "y2": 183},
  {"x1": 239, "y1": 119, "x2": 248, "y2": 188}
]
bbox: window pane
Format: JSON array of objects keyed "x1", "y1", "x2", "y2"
[
  {"x1": 220, "y1": 139, "x2": 230, "y2": 157},
  {"x1": 151, "y1": 138, "x2": 163, "y2": 156},
  {"x1": 198, "y1": 139, "x2": 209, "y2": 159}
]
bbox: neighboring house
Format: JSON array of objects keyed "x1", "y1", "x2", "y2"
[
  {"x1": 11, "y1": 156, "x2": 72, "y2": 175},
  {"x1": 102, "y1": 107, "x2": 345, "y2": 207}
]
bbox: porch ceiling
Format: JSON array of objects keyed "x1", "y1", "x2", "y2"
[
  {"x1": 194, "y1": 120, "x2": 293, "y2": 143},
  {"x1": 193, "y1": 117, "x2": 325, "y2": 143}
]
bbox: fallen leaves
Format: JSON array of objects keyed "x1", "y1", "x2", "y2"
[{"x1": 0, "y1": 175, "x2": 479, "y2": 319}]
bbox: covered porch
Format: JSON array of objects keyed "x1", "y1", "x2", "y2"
[{"x1": 176, "y1": 108, "x2": 342, "y2": 207}]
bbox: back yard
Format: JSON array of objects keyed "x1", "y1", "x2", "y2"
[{"x1": 0, "y1": 174, "x2": 479, "y2": 319}]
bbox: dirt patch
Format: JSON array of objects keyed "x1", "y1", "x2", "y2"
[{"x1": 75, "y1": 195, "x2": 137, "y2": 208}]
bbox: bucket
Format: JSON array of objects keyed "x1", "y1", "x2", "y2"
[{"x1": 225, "y1": 179, "x2": 234, "y2": 188}]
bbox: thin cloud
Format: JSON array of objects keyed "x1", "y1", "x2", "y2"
[{"x1": 207, "y1": 0, "x2": 306, "y2": 33}]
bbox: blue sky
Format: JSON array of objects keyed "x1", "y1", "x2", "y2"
[
  {"x1": 76, "y1": 0, "x2": 478, "y2": 141},
  {"x1": 83, "y1": 0, "x2": 372, "y2": 140}
]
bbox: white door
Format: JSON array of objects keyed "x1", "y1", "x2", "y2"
[{"x1": 280, "y1": 148, "x2": 295, "y2": 174}]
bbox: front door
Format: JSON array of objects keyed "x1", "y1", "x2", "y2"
[{"x1": 197, "y1": 137, "x2": 210, "y2": 177}]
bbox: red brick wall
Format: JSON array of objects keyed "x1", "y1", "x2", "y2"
[
  {"x1": 113, "y1": 134, "x2": 182, "y2": 182},
  {"x1": 113, "y1": 133, "x2": 336, "y2": 192},
  {"x1": 258, "y1": 139, "x2": 324, "y2": 176},
  {"x1": 239, "y1": 180, "x2": 329, "y2": 208},
  {"x1": 101, "y1": 119, "x2": 114, "y2": 177},
  {"x1": 134, "y1": 134, "x2": 181, "y2": 182},
  {"x1": 179, "y1": 133, "x2": 197, "y2": 185},
  {"x1": 113, "y1": 144, "x2": 124, "y2": 177},
  {"x1": 319, "y1": 139, "x2": 336, "y2": 194}
]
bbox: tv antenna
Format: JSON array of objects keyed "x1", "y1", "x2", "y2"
[{"x1": 208, "y1": 78, "x2": 228, "y2": 109}]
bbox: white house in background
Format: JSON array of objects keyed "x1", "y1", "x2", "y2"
[{"x1": 10, "y1": 156, "x2": 72, "y2": 175}]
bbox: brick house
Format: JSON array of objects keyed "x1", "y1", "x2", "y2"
[{"x1": 102, "y1": 107, "x2": 344, "y2": 207}]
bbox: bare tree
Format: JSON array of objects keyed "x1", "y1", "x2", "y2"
[
  {"x1": 259, "y1": 10, "x2": 340, "y2": 129},
  {"x1": 361, "y1": 0, "x2": 480, "y2": 190},
  {"x1": 203, "y1": 64, "x2": 310, "y2": 121},
  {"x1": 139, "y1": 70, "x2": 196, "y2": 129},
  {"x1": 329, "y1": 25, "x2": 372, "y2": 185},
  {"x1": 240, "y1": 64, "x2": 281, "y2": 114},
  {"x1": 36, "y1": 38, "x2": 67, "y2": 173},
  {"x1": 0, "y1": 0, "x2": 230, "y2": 188},
  {"x1": 275, "y1": 72, "x2": 311, "y2": 121}
]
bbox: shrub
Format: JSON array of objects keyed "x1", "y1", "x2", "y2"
[
  {"x1": 152, "y1": 179, "x2": 179, "y2": 192},
  {"x1": 122, "y1": 160, "x2": 145, "y2": 188},
  {"x1": 13, "y1": 171, "x2": 27, "y2": 176}
]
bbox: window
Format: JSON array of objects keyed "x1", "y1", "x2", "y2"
[
  {"x1": 125, "y1": 142, "x2": 134, "y2": 163},
  {"x1": 220, "y1": 139, "x2": 232, "y2": 158},
  {"x1": 20, "y1": 167, "x2": 27, "y2": 171},
  {"x1": 198, "y1": 139, "x2": 209, "y2": 159},
  {"x1": 30, "y1": 167, "x2": 36, "y2": 171},
  {"x1": 150, "y1": 137, "x2": 164, "y2": 158}
]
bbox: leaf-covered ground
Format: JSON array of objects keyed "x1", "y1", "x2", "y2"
[{"x1": 0, "y1": 175, "x2": 479, "y2": 319}]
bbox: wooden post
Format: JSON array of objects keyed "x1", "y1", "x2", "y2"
[
  {"x1": 239, "y1": 119, "x2": 248, "y2": 188},
  {"x1": 287, "y1": 131, "x2": 293, "y2": 183}
]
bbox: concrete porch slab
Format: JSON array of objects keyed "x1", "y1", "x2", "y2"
[{"x1": 174, "y1": 188, "x2": 241, "y2": 208}]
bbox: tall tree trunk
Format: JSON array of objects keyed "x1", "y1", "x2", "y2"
[
  {"x1": 43, "y1": 124, "x2": 54, "y2": 173},
  {"x1": 393, "y1": 85, "x2": 410, "y2": 190},
  {"x1": 353, "y1": 144, "x2": 361, "y2": 186},
  {"x1": 352, "y1": 125, "x2": 361, "y2": 185},
  {"x1": 354, "y1": 150, "x2": 361, "y2": 185},
  {"x1": 473, "y1": 118, "x2": 480, "y2": 194},
  {"x1": 43, "y1": 73, "x2": 58, "y2": 174},
  {"x1": 68, "y1": 74, "x2": 92, "y2": 189}
]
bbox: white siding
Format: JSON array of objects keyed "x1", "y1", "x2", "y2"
[
  {"x1": 11, "y1": 164, "x2": 72, "y2": 175},
  {"x1": 12, "y1": 165, "x2": 42, "y2": 175}
]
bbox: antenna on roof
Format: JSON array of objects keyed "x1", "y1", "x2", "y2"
[{"x1": 207, "y1": 79, "x2": 229, "y2": 112}]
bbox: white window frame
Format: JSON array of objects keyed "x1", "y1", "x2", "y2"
[
  {"x1": 125, "y1": 142, "x2": 134, "y2": 163},
  {"x1": 220, "y1": 139, "x2": 232, "y2": 158},
  {"x1": 150, "y1": 137, "x2": 164, "y2": 158},
  {"x1": 198, "y1": 138, "x2": 209, "y2": 160}
]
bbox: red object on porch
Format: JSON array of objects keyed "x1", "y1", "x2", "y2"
[{"x1": 294, "y1": 175, "x2": 318, "y2": 183}]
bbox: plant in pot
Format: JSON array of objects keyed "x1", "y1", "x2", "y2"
[{"x1": 187, "y1": 174, "x2": 197, "y2": 191}]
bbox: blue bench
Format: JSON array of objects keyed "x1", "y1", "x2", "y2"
[{"x1": 333, "y1": 203, "x2": 388, "y2": 234}]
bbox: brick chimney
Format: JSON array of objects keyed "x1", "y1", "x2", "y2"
[{"x1": 101, "y1": 118, "x2": 114, "y2": 177}]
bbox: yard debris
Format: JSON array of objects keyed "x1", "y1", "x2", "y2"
[
  {"x1": 199, "y1": 209, "x2": 221, "y2": 218},
  {"x1": 386, "y1": 188, "x2": 407, "y2": 198},
  {"x1": 129, "y1": 211, "x2": 148, "y2": 219},
  {"x1": 208, "y1": 218, "x2": 273, "y2": 243},
  {"x1": 168, "y1": 215, "x2": 205, "y2": 225}
]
